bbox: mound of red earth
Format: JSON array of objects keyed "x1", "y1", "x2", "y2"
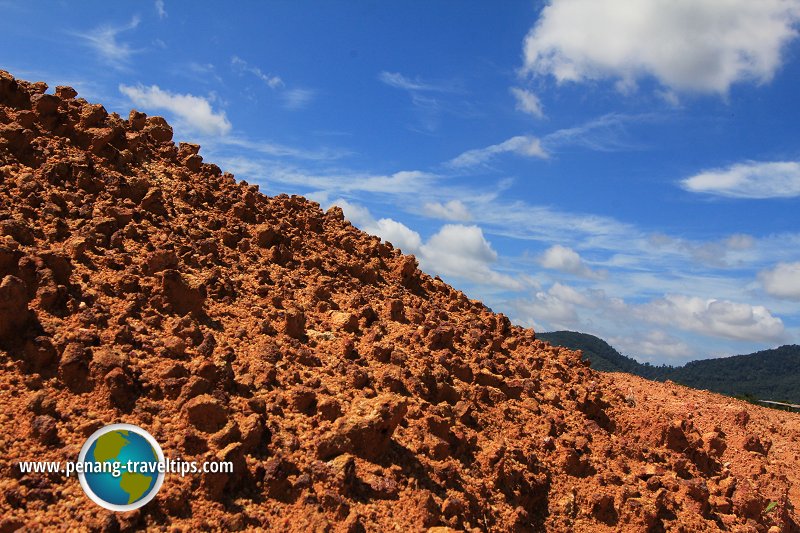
[{"x1": 0, "y1": 70, "x2": 798, "y2": 532}]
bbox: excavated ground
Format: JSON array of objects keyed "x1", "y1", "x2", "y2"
[{"x1": 0, "y1": 70, "x2": 798, "y2": 532}]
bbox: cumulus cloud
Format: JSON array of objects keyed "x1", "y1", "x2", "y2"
[
  {"x1": 517, "y1": 285, "x2": 582, "y2": 329},
  {"x1": 420, "y1": 224, "x2": 523, "y2": 290},
  {"x1": 681, "y1": 161, "x2": 800, "y2": 198},
  {"x1": 522, "y1": 0, "x2": 800, "y2": 94},
  {"x1": 423, "y1": 200, "x2": 471, "y2": 221},
  {"x1": 449, "y1": 135, "x2": 547, "y2": 167},
  {"x1": 513, "y1": 279, "x2": 786, "y2": 358},
  {"x1": 331, "y1": 201, "x2": 521, "y2": 290},
  {"x1": 74, "y1": 17, "x2": 140, "y2": 68},
  {"x1": 119, "y1": 84, "x2": 232, "y2": 136},
  {"x1": 333, "y1": 198, "x2": 423, "y2": 253},
  {"x1": 510, "y1": 87, "x2": 544, "y2": 118},
  {"x1": 759, "y1": 262, "x2": 800, "y2": 300},
  {"x1": 422, "y1": 224, "x2": 497, "y2": 264},
  {"x1": 512, "y1": 282, "x2": 616, "y2": 331},
  {"x1": 610, "y1": 330, "x2": 693, "y2": 361},
  {"x1": 373, "y1": 218, "x2": 424, "y2": 252},
  {"x1": 638, "y1": 294, "x2": 785, "y2": 343},
  {"x1": 539, "y1": 244, "x2": 605, "y2": 279}
]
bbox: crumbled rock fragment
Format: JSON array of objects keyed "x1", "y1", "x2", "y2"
[
  {"x1": 184, "y1": 394, "x2": 228, "y2": 433},
  {"x1": 318, "y1": 394, "x2": 408, "y2": 460}
]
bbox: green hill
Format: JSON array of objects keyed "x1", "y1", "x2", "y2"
[{"x1": 537, "y1": 331, "x2": 800, "y2": 404}]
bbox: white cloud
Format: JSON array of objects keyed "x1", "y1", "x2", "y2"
[
  {"x1": 119, "y1": 84, "x2": 232, "y2": 136},
  {"x1": 522, "y1": 0, "x2": 800, "y2": 94},
  {"x1": 610, "y1": 330, "x2": 694, "y2": 361},
  {"x1": 282, "y1": 88, "x2": 315, "y2": 110},
  {"x1": 681, "y1": 161, "x2": 800, "y2": 198},
  {"x1": 229, "y1": 56, "x2": 313, "y2": 110},
  {"x1": 541, "y1": 113, "x2": 643, "y2": 152},
  {"x1": 466, "y1": 197, "x2": 633, "y2": 247},
  {"x1": 373, "y1": 218, "x2": 424, "y2": 253},
  {"x1": 219, "y1": 136, "x2": 346, "y2": 161},
  {"x1": 510, "y1": 87, "x2": 544, "y2": 118},
  {"x1": 231, "y1": 56, "x2": 283, "y2": 89},
  {"x1": 423, "y1": 200, "x2": 471, "y2": 221},
  {"x1": 638, "y1": 294, "x2": 785, "y2": 343},
  {"x1": 74, "y1": 17, "x2": 140, "y2": 69},
  {"x1": 449, "y1": 135, "x2": 548, "y2": 167},
  {"x1": 513, "y1": 282, "x2": 618, "y2": 331},
  {"x1": 423, "y1": 224, "x2": 496, "y2": 263},
  {"x1": 378, "y1": 71, "x2": 463, "y2": 132},
  {"x1": 513, "y1": 278, "x2": 787, "y2": 360},
  {"x1": 336, "y1": 199, "x2": 424, "y2": 253},
  {"x1": 331, "y1": 198, "x2": 373, "y2": 226},
  {"x1": 331, "y1": 200, "x2": 521, "y2": 290},
  {"x1": 155, "y1": 0, "x2": 167, "y2": 19},
  {"x1": 540, "y1": 244, "x2": 605, "y2": 279},
  {"x1": 759, "y1": 262, "x2": 800, "y2": 301},
  {"x1": 649, "y1": 232, "x2": 758, "y2": 268},
  {"x1": 217, "y1": 157, "x2": 436, "y2": 196},
  {"x1": 517, "y1": 285, "x2": 583, "y2": 329},
  {"x1": 420, "y1": 224, "x2": 523, "y2": 290}
]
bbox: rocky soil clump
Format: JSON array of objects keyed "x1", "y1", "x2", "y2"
[{"x1": 0, "y1": 70, "x2": 798, "y2": 532}]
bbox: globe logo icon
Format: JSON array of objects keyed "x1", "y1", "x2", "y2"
[{"x1": 78, "y1": 424, "x2": 165, "y2": 511}]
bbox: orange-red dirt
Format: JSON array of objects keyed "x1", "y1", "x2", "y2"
[{"x1": 0, "y1": 70, "x2": 798, "y2": 532}]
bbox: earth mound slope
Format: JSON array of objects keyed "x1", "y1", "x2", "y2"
[{"x1": 0, "y1": 70, "x2": 798, "y2": 532}]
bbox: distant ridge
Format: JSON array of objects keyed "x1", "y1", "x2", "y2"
[{"x1": 538, "y1": 331, "x2": 800, "y2": 404}]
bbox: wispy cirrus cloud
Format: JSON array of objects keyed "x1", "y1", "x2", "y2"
[
  {"x1": 379, "y1": 71, "x2": 465, "y2": 132},
  {"x1": 216, "y1": 137, "x2": 348, "y2": 161},
  {"x1": 217, "y1": 157, "x2": 436, "y2": 196},
  {"x1": 448, "y1": 135, "x2": 547, "y2": 167},
  {"x1": 510, "y1": 87, "x2": 545, "y2": 119},
  {"x1": 448, "y1": 113, "x2": 649, "y2": 169},
  {"x1": 282, "y1": 88, "x2": 315, "y2": 110},
  {"x1": 231, "y1": 56, "x2": 283, "y2": 89},
  {"x1": 378, "y1": 71, "x2": 456, "y2": 93},
  {"x1": 681, "y1": 160, "x2": 800, "y2": 198},
  {"x1": 541, "y1": 113, "x2": 649, "y2": 153},
  {"x1": 73, "y1": 17, "x2": 141, "y2": 69},
  {"x1": 230, "y1": 56, "x2": 314, "y2": 109}
]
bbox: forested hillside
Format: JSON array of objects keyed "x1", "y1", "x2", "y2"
[{"x1": 538, "y1": 331, "x2": 800, "y2": 404}]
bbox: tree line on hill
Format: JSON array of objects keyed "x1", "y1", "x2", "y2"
[{"x1": 537, "y1": 331, "x2": 800, "y2": 405}]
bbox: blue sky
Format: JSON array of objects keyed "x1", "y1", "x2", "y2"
[{"x1": 3, "y1": 0, "x2": 800, "y2": 364}]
